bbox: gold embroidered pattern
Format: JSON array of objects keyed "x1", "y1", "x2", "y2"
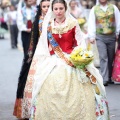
[
  {"x1": 35, "y1": 66, "x2": 96, "y2": 120},
  {"x1": 52, "y1": 18, "x2": 78, "y2": 34},
  {"x1": 22, "y1": 56, "x2": 39, "y2": 118}
]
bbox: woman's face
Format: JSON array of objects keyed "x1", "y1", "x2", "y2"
[
  {"x1": 53, "y1": 3, "x2": 66, "y2": 19},
  {"x1": 41, "y1": 1, "x2": 50, "y2": 15},
  {"x1": 70, "y1": 1, "x2": 76, "y2": 8}
]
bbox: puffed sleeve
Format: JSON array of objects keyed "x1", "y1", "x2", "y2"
[
  {"x1": 75, "y1": 22, "x2": 87, "y2": 49},
  {"x1": 87, "y1": 7, "x2": 96, "y2": 40}
]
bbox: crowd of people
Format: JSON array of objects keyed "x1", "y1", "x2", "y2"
[{"x1": 1, "y1": 0, "x2": 120, "y2": 120}]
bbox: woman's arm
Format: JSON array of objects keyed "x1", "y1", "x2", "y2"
[
  {"x1": 75, "y1": 22, "x2": 87, "y2": 49},
  {"x1": 87, "y1": 7, "x2": 96, "y2": 43}
]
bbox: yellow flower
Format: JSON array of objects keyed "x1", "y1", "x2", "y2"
[
  {"x1": 85, "y1": 53, "x2": 89, "y2": 57},
  {"x1": 70, "y1": 47, "x2": 94, "y2": 69},
  {"x1": 78, "y1": 18, "x2": 86, "y2": 25}
]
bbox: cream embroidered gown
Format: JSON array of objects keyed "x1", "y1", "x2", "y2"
[{"x1": 23, "y1": 18, "x2": 109, "y2": 120}]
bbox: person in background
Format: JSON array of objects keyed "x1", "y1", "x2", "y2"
[
  {"x1": 69, "y1": 0, "x2": 83, "y2": 19},
  {"x1": 6, "y1": 5, "x2": 18, "y2": 49},
  {"x1": 17, "y1": 0, "x2": 25, "y2": 13},
  {"x1": 13, "y1": 0, "x2": 50, "y2": 119},
  {"x1": 88, "y1": 0, "x2": 120, "y2": 86},
  {"x1": 17, "y1": 0, "x2": 37, "y2": 57},
  {"x1": 69, "y1": 0, "x2": 87, "y2": 33}
]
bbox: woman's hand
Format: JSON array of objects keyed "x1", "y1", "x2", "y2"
[{"x1": 89, "y1": 39, "x2": 95, "y2": 44}]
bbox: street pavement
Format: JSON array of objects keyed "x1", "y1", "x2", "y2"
[
  {"x1": 0, "y1": 33, "x2": 23, "y2": 120},
  {"x1": 0, "y1": 33, "x2": 120, "y2": 120}
]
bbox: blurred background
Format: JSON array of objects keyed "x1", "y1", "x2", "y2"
[
  {"x1": 1, "y1": 0, "x2": 120, "y2": 9},
  {"x1": 0, "y1": 0, "x2": 120, "y2": 120},
  {"x1": 1, "y1": 0, "x2": 120, "y2": 39}
]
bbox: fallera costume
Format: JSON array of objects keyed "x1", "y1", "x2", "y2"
[
  {"x1": 14, "y1": 0, "x2": 110, "y2": 119},
  {"x1": 13, "y1": 16, "x2": 44, "y2": 119},
  {"x1": 23, "y1": 17, "x2": 110, "y2": 120}
]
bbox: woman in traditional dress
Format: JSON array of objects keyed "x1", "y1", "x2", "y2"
[
  {"x1": 22, "y1": 0, "x2": 110, "y2": 120},
  {"x1": 69, "y1": 0, "x2": 83, "y2": 19},
  {"x1": 69, "y1": 0, "x2": 87, "y2": 32},
  {"x1": 13, "y1": 0, "x2": 50, "y2": 119},
  {"x1": 112, "y1": 34, "x2": 120, "y2": 83}
]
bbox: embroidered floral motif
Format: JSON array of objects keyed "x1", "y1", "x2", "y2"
[
  {"x1": 52, "y1": 18, "x2": 77, "y2": 34},
  {"x1": 94, "y1": 4, "x2": 115, "y2": 34}
]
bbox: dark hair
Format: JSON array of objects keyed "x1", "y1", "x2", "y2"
[
  {"x1": 28, "y1": 0, "x2": 50, "y2": 55},
  {"x1": 40, "y1": 0, "x2": 50, "y2": 14},
  {"x1": 52, "y1": 0, "x2": 67, "y2": 11}
]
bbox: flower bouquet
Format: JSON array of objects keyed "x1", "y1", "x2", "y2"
[
  {"x1": 70, "y1": 47, "x2": 94, "y2": 69},
  {"x1": 77, "y1": 18, "x2": 86, "y2": 28},
  {"x1": 77, "y1": 18, "x2": 87, "y2": 33}
]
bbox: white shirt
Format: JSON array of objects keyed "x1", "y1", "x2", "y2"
[
  {"x1": 88, "y1": 4, "x2": 120, "y2": 40},
  {"x1": 17, "y1": 6, "x2": 33, "y2": 31},
  {"x1": 5, "y1": 11, "x2": 17, "y2": 25}
]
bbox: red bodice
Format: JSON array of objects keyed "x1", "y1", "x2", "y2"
[{"x1": 50, "y1": 26, "x2": 77, "y2": 55}]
